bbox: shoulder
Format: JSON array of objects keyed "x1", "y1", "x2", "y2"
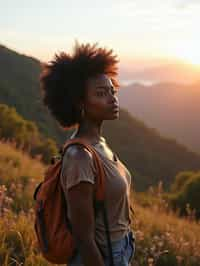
[
  {"x1": 63, "y1": 144, "x2": 93, "y2": 163},
  {"x1": 61, "y1": 144, "x2": 96, "y2": 190}
]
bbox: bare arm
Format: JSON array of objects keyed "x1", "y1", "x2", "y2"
[{"x1": 65, "y1": 146, "x2": 105, "y2": 266}]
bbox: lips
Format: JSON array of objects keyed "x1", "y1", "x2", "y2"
[{"x1": 111, "y1": 105, "x2": 119, "y2": 112}]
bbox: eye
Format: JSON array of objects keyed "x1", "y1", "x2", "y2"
[
  {"x1": 96, "y1": 87, "x2": 118, "y2": 97},
  {"x1": 111, "y1": 89, "x2": 118, "y2": 95}
]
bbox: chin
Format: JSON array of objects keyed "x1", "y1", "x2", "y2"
[{"x1": 106, "y1": 113, "x2": 119, "y2": 120}]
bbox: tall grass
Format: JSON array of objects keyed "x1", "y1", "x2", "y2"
[
  {"x1": 131, "y1": 189, "x2": 200, "y2": 265},
  {"x1": 0, "y1": 140, "x2": 45, "y2": 183}
]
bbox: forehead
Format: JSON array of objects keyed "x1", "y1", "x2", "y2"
[{"x1": 86, "y1": 74, "x2": 113, "y2": 89}]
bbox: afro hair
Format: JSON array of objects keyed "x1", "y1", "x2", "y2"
[{"x1": 40, "y1": 42, "x2": 119, "y2": 129}]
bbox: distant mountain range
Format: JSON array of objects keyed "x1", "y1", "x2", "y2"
[
  {"x1": 118, "y1": 82, "x2": 200, "y2": 154},
  {"x1": 1, "y1": 43, "x2": 200, "y2": 191},
  {"x1": 119, "y1": 59, "x2": 200, "y2": 85}
]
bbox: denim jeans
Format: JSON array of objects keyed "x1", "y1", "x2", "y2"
[{"x1": 67, "y1": 231, "x2": 135, "y2": 266}]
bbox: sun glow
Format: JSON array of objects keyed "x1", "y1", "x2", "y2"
[
  {"x1": 168, "y1": 39, "x2": 200, "y2": 67},
  {"x1": 179, "y1": 51, "x2": 200, "y2": 66}
]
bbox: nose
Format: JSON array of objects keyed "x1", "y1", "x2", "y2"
[{"x1": 108, "y1": 93, "x2": 118, "y2": 105}]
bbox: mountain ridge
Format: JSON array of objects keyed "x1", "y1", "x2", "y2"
[{"x1": 118, "y1": 81, "x2": 200, "y2": 154}]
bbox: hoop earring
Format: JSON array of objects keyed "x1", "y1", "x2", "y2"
[{"x1": 81, "y1": 107, "x2": 85, "y2": 118}]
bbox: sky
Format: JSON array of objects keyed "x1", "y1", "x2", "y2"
[{"x1": 1, "y1": 0, "x2": 200, "y2": 72}]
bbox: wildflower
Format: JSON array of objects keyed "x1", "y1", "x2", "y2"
[{"x1": 147, "y1": 257, "x2": 154, "y2": 266}]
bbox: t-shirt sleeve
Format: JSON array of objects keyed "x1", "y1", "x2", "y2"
[{"x1": 60, "y1": 146, "x2": 96, "y2": 193}]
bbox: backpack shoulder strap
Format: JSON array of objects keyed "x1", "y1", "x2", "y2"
[{"x1": 61, "y1": 138, "x2": 106, "y2": 201}]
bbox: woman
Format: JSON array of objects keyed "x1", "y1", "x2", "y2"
[{"x1": 40, "y1": 42, "x2": 135, "y2": 266}]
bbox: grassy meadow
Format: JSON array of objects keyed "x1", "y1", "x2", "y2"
[{"x1": 0, "y1": 140, "x2": 200, "y2": 266}]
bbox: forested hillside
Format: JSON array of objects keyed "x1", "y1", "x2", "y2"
[{"x1": 0, "y1": 44, "x2": 68, "y2": 143}]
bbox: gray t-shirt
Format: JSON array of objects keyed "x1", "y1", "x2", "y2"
[{"x1": 60, "y1": 138, "x2": 132, "y2": 247}]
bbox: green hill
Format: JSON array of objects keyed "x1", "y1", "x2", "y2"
[
  {"x1": 0, "y1": 44, "x2": 68, "y2": 143},
  {"x1": 0, "y1": 104, "x2": 58, "y2": 163},
  {"x1": 1, "y1": 44, "x2": 200, "y2": 191}
]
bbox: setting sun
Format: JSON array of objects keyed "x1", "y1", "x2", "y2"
[
  {"x1": 176, "y1": 44, "x2": 200, "y2": 66},
  {"x1": 164, "y1": 37, "x2": 200, "y2": 67}
]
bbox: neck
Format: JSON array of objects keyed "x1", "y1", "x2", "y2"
[{"x1": 73, "y1": 118, "x2": 103, "y2": 144}]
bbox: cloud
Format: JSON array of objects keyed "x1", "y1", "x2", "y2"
[{"x1": 176, "y1": 0, "x2": 200, "y2": 9}]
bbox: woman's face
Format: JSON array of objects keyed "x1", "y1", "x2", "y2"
[{"x1": 82, "y1": 74, "x2": 119, "y2": 122}]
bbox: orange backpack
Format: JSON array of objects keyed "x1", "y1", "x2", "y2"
[{"x1": 33, "y1": 138, "x2": 114, "y2": 265}]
